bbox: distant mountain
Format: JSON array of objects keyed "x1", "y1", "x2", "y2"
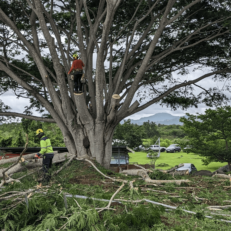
[{"x1": 123, "y1": 113, "x2": 185, "y2": 125}]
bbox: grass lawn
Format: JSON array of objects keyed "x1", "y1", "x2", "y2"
[{"x1": 129, "y1": 151, "x2": 227, "y2": 172}]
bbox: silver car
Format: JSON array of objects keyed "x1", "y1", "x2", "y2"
[
  {"x1": 176, "y1": 163, "x2": 197, "y2": 174},
  {"x1": 149, "y1": 145, "x2": 166, "y2": 152}
]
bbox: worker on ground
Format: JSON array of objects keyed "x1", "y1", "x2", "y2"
[
  {"x1": 34, "y1": 129, "x2": 54, "y2": 185},
  {"x1": 68, "y1": 54, "x2": 85, "y2": 95}
]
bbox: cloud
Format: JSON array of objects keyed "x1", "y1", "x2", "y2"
[{"x1": 1, "y1": 90, "x2": 42, "y2": 117}]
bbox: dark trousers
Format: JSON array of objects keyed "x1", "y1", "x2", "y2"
[
  {"x1": 74, "y1": 73, "x2": 83, "y2": 92},
  {"x1": 42, "y1": 153, "x2": 54, "y2": 182}
]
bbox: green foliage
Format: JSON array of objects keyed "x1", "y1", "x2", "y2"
[
  {"x1": 142, "y1": 121, "x2": 160, "y2": 139},
  {"x1": 12, "y1": 130, "x2": 25, "y2": 147},
  {"x1": 21, "y1": 118, "x2": 33, "y2": 134},
  {"x1": 0, "y1": 120, "x2": 66, "y2": 147},
  {"x1": 160, "y1": 139, "x2": 172, "y2": 148},
  {"x1": 0, "y1": 136, "x2": 13, "y2": 147},
  {"x1": 1, "y1": 156, "x2": 231, "y2": 230},
  {"x1": 149, "y1": 170, "x2": 174, "y2": 180},
  {"x1": 180, "y1": 106, "x2": 231, "y2": 169},
  {"x1": 108, "y1": 204, "x2": 163, "y2": 230},
  {"x1": 113, "y1": 120, "x2": 144, "y2": 148},
  {"x1": 156, "y1": 163, "x2": 169, "y2": 167}
]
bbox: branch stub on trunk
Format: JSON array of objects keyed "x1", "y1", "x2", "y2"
[{"x1": 112, "y1": 94, "x2": 120, "y2": 99}]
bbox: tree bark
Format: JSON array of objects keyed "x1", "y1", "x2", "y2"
[
  {"x1": 212, "y1": 174, "x2": 231, "y2": 179},
  {"x1": 228, "y1": 162, "x2": 231, "y2": 171}
]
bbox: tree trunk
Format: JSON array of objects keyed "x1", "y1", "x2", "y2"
[
  {"x1": 62, "y1": 118, "x2": 115, "y2": 169},
  {"x1": 228, "y1": 162, "x2": 231, "y2": 171}
]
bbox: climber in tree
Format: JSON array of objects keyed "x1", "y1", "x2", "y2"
[{"x1": 68, "y1": 54, "x2": 85, "y2": 95}]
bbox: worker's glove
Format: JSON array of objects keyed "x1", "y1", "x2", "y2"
[{"x1": 71, "y1": 75, "x2": 74, "y2": 80}]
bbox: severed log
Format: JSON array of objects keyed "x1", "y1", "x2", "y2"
[
  {"x1": 207, "y1": 208, "x2": 222, "y2": 211},
  {"x1": 140, "y1": 188, "x2": 178, "y2": 195},
  {"x1": 175, "y1": 187, "x2": 203, "y2": 189},
  {"x1": 166, "y1": 164, "x2": 184, "y2": 173},
  {"x1": 121, "y1": 169, "x2": 150, "y2": 176},
  {"x1": 0, "y1": 151, "x2": 58, "y2": 165},
  {"x1": 144, "y1": 178, "x2": 191, "y2": 185},
  {"x1": 0, "y1": 152, "x2": 74, "y2": 178},
  {"x1": 207, "y1": 205, "x2": 231, "y2": 209},
  {"x1": 169, "y1": 170, "x2": 189, "y2": 176},
  {"x1": 212, "y1": 174, "x2": 231, "y2": 179},
  {"x1": 156, "y1": 169, "x2": 168, "y2": 173},
  {"x1": 121, "y1": 169, "x2": 191, "y2": 185}
]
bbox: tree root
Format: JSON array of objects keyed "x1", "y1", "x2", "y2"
[
  {"x1": 76, "y1": 157, "x2": 128, "y2": 183},
  {"x1": 133, "y1": 164, "x2": 153, "y2": 172},
  {"x1": 98, "y1": 182, "x2": 125, "y2": 213},
  {"x1": 52, "y1": 155, "x2": 75, "y2": 176}
]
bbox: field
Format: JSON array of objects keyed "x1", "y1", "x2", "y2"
[{"x1": 129, "y1": 151, "x2": 227, "y2": 172}]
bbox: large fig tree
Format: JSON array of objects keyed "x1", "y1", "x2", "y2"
[{"x1": 0, "y1": 0, "x2": 231, "y2": 168}]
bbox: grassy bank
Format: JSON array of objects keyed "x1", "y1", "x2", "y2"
[
  {"x1": 129, "y1": 151, "x2": 227, "y2": 172},
  {"x1": 1, "y1": 158, "x2": 231, "y2": 230}
]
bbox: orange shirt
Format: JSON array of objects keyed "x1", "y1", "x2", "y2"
[{"x1": 68, "y1": 59, "x2": 85, "y2": 74}]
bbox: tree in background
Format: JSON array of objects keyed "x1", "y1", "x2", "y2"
[
  {"x1": 180, "y1": 107, "x2": 231, "y2": 170},
  {"x1": 0, "y1": 0, "x2": 231, "y2": 168},
  {"x1": 0, "y1": 136, "x2": 12, "y2": 147},
  {"x1": 21, "y1": 118, "x2": 33, "y2": 134},
  {"x1": 142, "y1": 121, "x2": 160, "y2": 139},
  {"x1": 160, "y1": 139, "x2": 172, "y2": 148},
  {"x1": 113, "y1": 120, "x2": 144, "y2": 148},
  {"x1": 12, "y1": 130, "x2": 25, "y2": 147},
  {"x1": 171, "y1": 129, "x2": 185, "y2": 138}
]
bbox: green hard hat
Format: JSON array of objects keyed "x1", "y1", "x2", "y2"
[{"x1": 73, "y1": 54, "x2": 78, "y2": 59}]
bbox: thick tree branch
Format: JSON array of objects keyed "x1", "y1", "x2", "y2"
[
  {"x1": 129, "y1": 68, "x2": 231, "y2": 117},
  {"x1": 0, "y1": 112, "x2": 55, "y2": 123},
  {"x1": 167, "y1": 0, "x2": 202, "y2": 25},
  {"x1": 33, "y1": 0, "x2": 75, "y2": 124},
  {"x1": 96, "y1": 0, "x2": 122, "y2": 121}
]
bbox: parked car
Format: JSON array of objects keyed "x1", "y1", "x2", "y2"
[
  {"x1": 134, "y1": 145, "x2": 145, "y2": 151},
  {"x1": 166, "y1": 144, "x2": 181, "y2": 153},
  {"x1": 149, "y1": 145, "x2": 166, "y2": 152},
  {"x1": 176, "y1": 163, "x2": 197, "y2": 174}
]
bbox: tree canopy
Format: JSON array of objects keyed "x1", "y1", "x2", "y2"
[
  {"x1": 0, "y1": 0, "x2": 231, "y2": 167},
  {"x1": 180, "y1": 106, "x2": 231, "y2": 170}
]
